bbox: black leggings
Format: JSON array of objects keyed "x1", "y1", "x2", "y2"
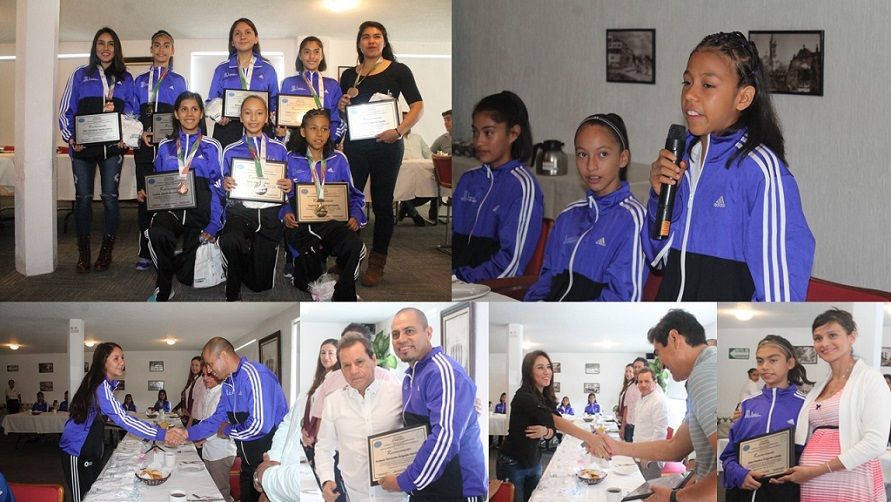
[{"x1": 344, "y1": 139, "x2": 404, "y2": 254}]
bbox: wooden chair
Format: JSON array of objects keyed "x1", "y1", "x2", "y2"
[
  {"x1": 229, "y1": 456, "x2": 242, "y2": 501},
  {"x1": 9, "y1": 483, "x2": 64, "y2": 502},
  {"x1": 479, "y1": 218, "x2": 555, "y2": 300},
  {"x1": 432, "y1": 155, "x2": 453, "y2": 253},
  {"x1": 489, "y1": 480, "x2": 516, "y2": 502}
]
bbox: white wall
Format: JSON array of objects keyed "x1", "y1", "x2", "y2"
[
  {"x1": 230, "y1": 305, "x2": 299, "y2": 405},
  {"x1": 454, "y1": 0, "x2": 891, "y2": 291}
]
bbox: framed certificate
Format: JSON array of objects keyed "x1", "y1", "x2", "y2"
[
  {"x1": 74, "y1": 112, "x2": 122, "y2": 145},
  {"x1": 228, "y1": 158, "x2": 287, "y2": 203},
  {"x1": 276, "y1": 94, "x2": 317, "y2": 127},
  {"x1": 367, "y1": 425, "x2": 428, "y2": 486},
  {"x1": 145, "y1": 171, "x2": 197, "y2": 212},
  {"x1": 738, "y1": 428, "x2": 794, "y2": 478},
  {"x1": 294, "y1": 182, "x2": 350, "y2": 223},
  {"x1": 345, "y1": 99, "x2": 399, "y2": 141},
  {"x1": 151, "y1": 113, "x2": 175, "y2": 143},
  {"x1": 222, "y1": 89, "x2": 269, "y2": 119}
]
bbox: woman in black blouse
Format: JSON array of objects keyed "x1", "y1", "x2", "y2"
[
  {"x1": 498, "y1": 350, "x2": 603, "y2": 501},
  {"x1": 338, "y1": 21, "x2": 424, "y2": 287}
]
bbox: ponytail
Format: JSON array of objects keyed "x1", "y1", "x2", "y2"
[{"x1": 758, "y1": 334, "x2": 813, "y2": 386}]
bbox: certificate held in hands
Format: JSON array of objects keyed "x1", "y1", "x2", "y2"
[
  {"x1": 276, "y1": 94, "x2": 317, "y2": 127},
  {"x1": 346, "y1": 99, "x2": 399, "y2": 141},
  {"x1": 738, "y1": 428, "x2": 794, "y2": 478},
  {"x1": 145, "y1": 171, "x2": 197, "y2": 212},
  {"x1": 151, "y1": 113, "x2": 175, "y2": 144},
  {"x1": 295, "y1": 182, "x2": 350, "y2": 223},
  {"x1": 75, "y1": 112, "x2": 122, "y2": 145},
  {"x1": 222, "y1": 89, "x2": 269, "y2": 119},
  {"x1": 228, "y1": 158, "x2": 287, "y2": 203},
  {"x1": 368, "y1": 425, "x2": 428, "y2": 486}
]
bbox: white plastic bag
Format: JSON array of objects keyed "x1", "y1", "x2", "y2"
[
  {"x1": 193, "y1": 242, "x2": 226, "y2": 288},
  {"x1": 308, "y1": 273, "x2": 338, "y2": 301},
  {"x1": 205, "y1": 97, "x2": 223, "y2": 122},
  {"x1": 121, "y1": 114, "x2": 144, "y2": 148}
]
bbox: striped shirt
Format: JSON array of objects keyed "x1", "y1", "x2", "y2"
[{"x1": 685, "y1": 346, "x2": 717, "y2": 478}]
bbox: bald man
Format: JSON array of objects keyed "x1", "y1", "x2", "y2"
[
  {"x1": 378, "y1": 307, "x2": 487, "y2": 501},
  {"x1": 187, "y1": 337, "x2": 288, "y2": 502}
]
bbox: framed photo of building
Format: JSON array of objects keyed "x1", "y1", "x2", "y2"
[
  {"x1": 259, "y1": 331, "x2": 282, "y2": 383},
  {"x1": 748, "y1": 31, "x2": 824, "y2": 96},
  {"x1": 149, "y1": 361, "x2": 165, "y2": 372},
  {"x1": 584, "y1": 382, "x2": 601, "y2": 394},
  {"x1": 38, "y1": 363, "x2": 53, "y2": 373},
  {"x1": 39, "y1": 381, "x2": 53, "y2": 392},
  {"x1": 793, "y1": 345, "x2": 818, "y2": 365},
  {"x1": 585, "y1": 363, "x2": 600, "y2": 375},
  {"x1": 606, "y1": 29, "x2": 656, "y2": 84},
  {"x1": 554, "y1": 381, "x2": 561, "y2": 393},
  {"x1": 552, "y1": 362, "x2": 561, "y2": 373},
  {"x1": 148, "y1": 380, "x2": 164, "y2": 391},
  {"x1": 441, "y1": 303, "x2": 474, "y2": 378}
]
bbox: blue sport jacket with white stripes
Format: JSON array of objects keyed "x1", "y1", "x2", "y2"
[
  {"x1": 452, "y1": 160, "x2": 544, "y2": 283},
  {"x1": 60, "y1": 378, "x2": 165, "y2": 457},
  {"x1": 280, "y1": 72, "x2": 345, "y2": 143},
  {"x1": 525, "y1": 182, "x2": 648, "y2": 301},
  {"x1": 642, "y1": 127, "x2": 815, "y2": 301},
  {"x1": 398, "y1": 347, "x2": 487, "y2": 498}
]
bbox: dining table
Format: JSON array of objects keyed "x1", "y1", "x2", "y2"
[
  {"x1": 489, "y1": 412, "x2": 509, "y2": 437},
  {"x1": 1, "y1": 410, "x2": 68, "y2": 434}
]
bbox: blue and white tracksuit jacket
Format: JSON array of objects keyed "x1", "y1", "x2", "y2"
[
  {"x1": 452, "y1": 160, "x2": 544, "y2": 283},
  {"x1": 208, "y1": 55, "x2": 279, "y2": 114},
  {"x1": 584, "y1": 403, "x2": 601, "y2": 415},
  {"x1": 188, "y1": 356, "x2": 288, "y2": 467},
  {"x1": 61, "y1": 379, "x2": 165, "y2": 457},
  {"x1": 280, "y1": 72, "x2": 345, "y2": 142},
  {"x1": 153, "y1": 133, "x2": 226, "y2": 236},
  {"x1": 721, "y1": 385, "x2": 805, "y2": 496},
  {"x1": 133, "y1": 67, "x2": 189, "y2": 164},
  {"x1": 526, "y1": 182, "x2": 647, "y2": 301},
  {"x1": 399, "y1": 347, "x2": 487, "y2": 498},
  {"x1": 642, "y1": 127, "x2": 815, "y2": 301},
  {"x1": 222, "y1": 135, "x2": 289, "y2": 221},
  {"x1": 280, "y1": 150, "x2": 366, "y2": 225},
  {"x1": 58, "y1": 65, "x2": 137, "y2": 160}
]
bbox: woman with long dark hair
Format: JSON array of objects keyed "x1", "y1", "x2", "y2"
[
  {"x1": 58, "y1": 27, "x2": 137, "y2": 273},
  {"x1": 338, "y1": 21, "x2": 424, "y2": 287},
  {"x1": 277, "y1": 36, "x2": 344, "y2": 143},
  {"x1": 299, "y1": 339, "x2": 340, "y2": 493},
  {"x1": 60, "y1": 342, "x2": 184, "y2": 502},
  {"x1": 181, "y1": 356, "x2": 205, "y2": 427}
]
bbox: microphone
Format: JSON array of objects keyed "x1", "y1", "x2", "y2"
[{"x1": 653, "y1": 124, "x2": 687, "y2": 240}]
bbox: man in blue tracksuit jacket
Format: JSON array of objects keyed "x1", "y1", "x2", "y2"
[
  {"x1": 525, "y1": 181, "x2": 648, "y2": 301},
  {"x1": 452, "y1": 160, "x2": 544, "y2": 283},
  {"x1": 720, "y1": 385, "x2": 805, "y2": 501},
  {"x1": 641, "y1": 127, "x2": 815, "y2": 301},
  {"x1": 189, "y1": 337, "x2": 288, "y2": 502},
  {"x1": 380, "y1": 308, "x2": 487, "y2": 501}
]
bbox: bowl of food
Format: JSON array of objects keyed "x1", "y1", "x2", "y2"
[
  {"x1": 145, "y1": 410, "x2": 158, "y2": 418},
  {"x1": 582, "y1": 416, "x2": 594, "y2": 423},
  {"x1": 136, "y1": 468, "x2": 171, "y2": 486},
  {"x1": 577, "y1": 468, "x2": 607, "y2": 485},
  {"x1": 31, "y1": 410, "x2": 42, "y2": 415}
]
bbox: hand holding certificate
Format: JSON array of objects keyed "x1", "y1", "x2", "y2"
[
  {"x1": 738, "y1": 428, "x2": 793, "y2": 478},
  {"x1": 223, "y1": 89, "x2": 269, "y2": 119},
  {"x1": 276, "y1": 94, "x2": 317, "y2": 127},
  {"x1": 294, "y1": 183, "x2": 350, "y2": 223},
  {"x1": 145, "y1": 172, "x2": 197, "y2": 212},
  {"x1": 228, "y1": 158, "x2": 287, "y2": 203},
  {"x1": 75, "y1": 112, "x2": 122, "y2": 145},
  {"x1": 368, "y1": 425, "x2": 427, "y2": 486},
  {"x1": 345, "y1": 99, "x2": 399, "y2": 141}
]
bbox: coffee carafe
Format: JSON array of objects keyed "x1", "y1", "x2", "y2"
[{"x1": 532, "y1": 140, "x2": 568, "y2": 176}]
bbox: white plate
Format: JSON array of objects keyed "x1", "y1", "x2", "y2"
[
  {"x1": 452, "y1": 283, "x2": 491, "y2": 301},
  {"x1": 612, "y1": 463, "x2": 638, "y2": 476},
  {"x1": 180, "y1": 464, "x2": 204, "y2": 472}
]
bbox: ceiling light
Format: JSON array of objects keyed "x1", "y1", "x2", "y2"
[
  {"x1": 594, "y1": 340, "x2": 618, "y2": 349},
  {"x1": 84, "y1": 340, "x2": 96, "y2": 348},
  {"x1": 8, "y1": 344, "x2": 19, "y2": 350},
  {"x1": 323, "y1": 0, "x2": 359, "y2": 12},
  {"x1": 734, "y1": 309, "x2": 754, "y2": 321},
  {"x1": 166, "y1": 339, "x2": 176, "y2": 346},
  {"x1": 521, "y1": 341, "x2": 537, "y2": 350}
]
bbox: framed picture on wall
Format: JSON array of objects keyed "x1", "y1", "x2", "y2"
[
  {"x1": 729, "y1": 348, "x2": 750, "y2": 360},
  {"x1": 584, "y1": 382, "x2": 601, "y2": 394},
  {"x1": 260, "y1": 331, "x2": 282, "y2": 383},
  {"x1": 585, "y1": 363, "x2": 600, "y2": 374},
  {"x1": 39, "y1": 381, "x2": 53, "y2": 392},
  {"x1": 441, "y1": 302, "x2": 474, "y2": 378},
  {"x1": 748, "y1": 30, "x2": 824, "y2": 96},
  {"x1": 116, "y1": 380, "x2": 125, "y2": 391},
  {"x1": 554, "y1": 381, "x2": 561, "y2": 393},
  {"x1": 38, "y1": 363, "x2": 53, "y2": 373},
  {"x1": 793, "y1": 346, "x2": 817, "y2": 364},
  {"x1": 882, "y1": 347, "x2": 891, "y2": 367},
  {"x1": 606, "y1": 29, "x2": 656, "y2": 84},
  {"x1": 149, "y1": 361, "x2": 165, "y2": 372},
  {"x1": 124, "y1": 56, "x2": 153, "y2": 81},
  {"x1": 148, "y1": 380, "x2": 164, "y2": 391},
  {"x1": 552, "y1": 362, "x2": 561, "y2": 373},
  {"x1": 338, "y1": 65, "x2": 351, "y2": 81},
  {"x1": 6, "y1": 365, "x2": 17, "y2": 372}
]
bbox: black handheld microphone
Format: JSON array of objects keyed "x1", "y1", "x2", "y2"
[{"x1": 653, "y1": 124, "x2": 687, "y2": 240}]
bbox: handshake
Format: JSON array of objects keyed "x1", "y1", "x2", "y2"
[
  {"x1": 163, "y1": 427, "x2": 189, "y2": 446},
  {"x1": 583, "y1": 430, "x2": 618, "y2": 460}
]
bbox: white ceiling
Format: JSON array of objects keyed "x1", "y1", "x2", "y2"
[
  {"x1": 0, "y1": 302, "x2": 297, "y2": 353},
  {"x1": 0, "y1": 0, "x2": 451, "y2": 44},
  {"x1": 301, "y1": 302, "x2": 456, "y2": 325},
  {"x1": 489, "y1": 303, "x2": 718, "y2": 354},
  {"x1": 717, "y1": 302, "x2": 891, "y2": 330}
]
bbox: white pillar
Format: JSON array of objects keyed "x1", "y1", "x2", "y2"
[
  {"x1": 68, "y1": 319, "x2": 85, "y2": 397},
  {"x1": 507, "y1": 323, "x2": 524, "y2": 410},
  {"x1": 14, "y1": 0, "x2": 59, "y2": 275},
  {"x1": 853, "y1": 303, "x2": 884, "y2": 368}
]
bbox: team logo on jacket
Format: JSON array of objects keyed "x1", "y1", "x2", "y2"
[
  {"x1": 743, "y1": 409, "x2": 761, "y2": 419},
  {"x1": 713, "y1": 196, "x2": 726, "y2": 208},
  {"x1": 595, "y1": 237, "x2": 606, "y2": 247},
  {"x1": 460, "y1": 192, "x2": 477, "y2": 203}
]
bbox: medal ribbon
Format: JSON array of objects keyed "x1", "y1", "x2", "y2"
[
  {"x1": 98, "y1": 65, "x2": 116, "y2": 103},
  {"x1": 176, "y1": 133, "x2": 202, "y2": 176},
  {"x1": 302, "y1": 71, "x2": 323, "y2": 109},
  {"x1": 245, "y1": 135, "x2": 266, "y2": 178},
  {"x1": 238, "y1": 57, "x2": 256, "y2": 90},
  {"x1": 306, "y1": 149, "x2": 327, "y2": 200},
  {"x1": 352, "y1": 57, "x2": 382, "y2": 90},
  {"x1": 148, "y1": 66, "x2": 169, "y2": 110}
]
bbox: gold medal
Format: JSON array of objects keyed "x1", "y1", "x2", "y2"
[
  {"x1": 314, "y1": 202, "x2": 328, "y2": 218},
  {"x1": 346, "y1": 87, "x2": 359, "y2": 98}
]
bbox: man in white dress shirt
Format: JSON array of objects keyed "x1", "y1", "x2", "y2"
[
  {"x1": 197, "y1": 366, "x2": 237, "y2": 502},
  {"x1": 316, "y1": 334, "x2": 406, "y2": 502},
  {"x1": 632, "y1": 367, "x2": 669, "y2": 480}
]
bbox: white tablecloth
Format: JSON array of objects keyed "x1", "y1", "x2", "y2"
[
  {"x1": 363, "y1": 158, "x2": 452, "y2": 203},
  {"x1": 490, "y1": 413, "x2": 509, "y2": 436},
  {"x1": 0, "y1": 153, "x2": 14, "y2": 195},
  {"x1": 1, "y1": 411, "x2": 68, "y2": 434},
  {"x1": 56, "y1": 153, "x2": 138, "y2": 201},
  {"x1": 84, "y1": 433, "x2": 223, "y2": 502}
]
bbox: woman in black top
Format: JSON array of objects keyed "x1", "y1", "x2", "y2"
[
  {"x1": 338, "y1": 21, "x2": 424, "y2": 287},
  {"x1": 497, "y1": 350, "x2": 604, "y2": 501}
]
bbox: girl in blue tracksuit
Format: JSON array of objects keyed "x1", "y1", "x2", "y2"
[
  {"x1": 219, "y1": 95, "x2": 292, "y2": 301},
  {"x1": 59, "y1": 27, "x2": 138, "y2": 274},
  {"x1": 145, "y1": 91, "x2": 225, "y2": 301},
  {"x1": 584, "y1": 393, "x2": 601, "y2": 415},
  {"x1": 452, "y1": 91, "x2": 544, "y2": 283},
  {"x1": 721, "y1": 334, "x2": 811, "y2": 501},
  {"x1": 277, "y1": 36, "x2": 345, "y2": 143},
  {"x1": 281, "y1": 108, "x2": 366, "y2": 301},
  {"x1": 644, "y1": 31, "x2": 815, "y2": 301},
  {"x1": 61, "y1": 343, "x2": 178, "y2": 502},
  {"x1": 208, "y1": 18, "x2": 279, "y2": 149},
  {"x1": 151, "y1": 390, "x2": 171, "y2": 412},
  {"x1": 557, "y1": 396, "x2": 574, "y2": 416},
  {"x1": 525, "y1": 113, "x2": 647, "y2": 301},
  {"x1": 133, "y1": 30, "x2": 189, "y2": 270}
]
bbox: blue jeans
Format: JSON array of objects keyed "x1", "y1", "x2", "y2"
[
  {"x1": 71, "y1": 155, "x2": 123, "y2": 237},
  {"x1": 496, "y1": 453, "x2": 542, "y2": 502}
]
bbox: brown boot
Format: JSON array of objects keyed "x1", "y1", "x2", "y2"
[
  {"x1": 93, "y1": 233, "x2": 116, "y2": 272},
  {"x1": 76, "y1": 235, "x2": 91, "y2": 273},
  {"x1": 361, "y1": 251, "x2": 387, "y2": 287}
]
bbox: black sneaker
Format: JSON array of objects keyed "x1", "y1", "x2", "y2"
[
  {"x1": 411, "y1": 213, "x2": 426, "y2": 227},
  {"x1": 397, "y1": 202, "x2": 407, "y2": 222}
]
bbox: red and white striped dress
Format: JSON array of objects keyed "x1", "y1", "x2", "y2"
[{"x1": 799, "y1": 391, "x2": 886, "y2": 501}]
